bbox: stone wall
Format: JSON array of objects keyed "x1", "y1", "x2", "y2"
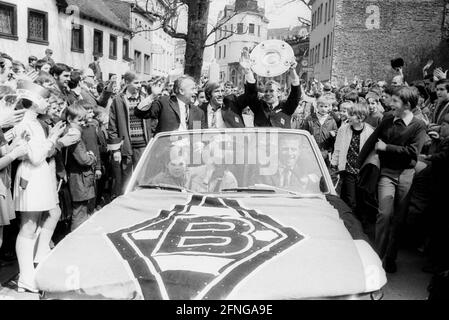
[{"x1": 331, "y1": 0, "x2": 446, "y2": 84}]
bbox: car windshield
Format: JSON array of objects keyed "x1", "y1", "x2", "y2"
[{"x1": 129, "y1": 130, "x2": 330, "y2": 195}]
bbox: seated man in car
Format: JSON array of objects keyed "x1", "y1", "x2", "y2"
[
  {"x1": 188, "y1": 137, "x2": 238, "y2": 193},
  {"x1": 150, "y1": 154, "x2": 189, "y2": 188},
  {"x1": 255, "y1": 136, "x2": 323, "y2": 193}
]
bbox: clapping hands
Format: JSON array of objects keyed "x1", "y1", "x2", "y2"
[
  {"x1": 433, "y1": 67, "x2": 447, "y2": 81},
  {"x1": 0, "y1": 108, "x2": 26, "y2": 129}
]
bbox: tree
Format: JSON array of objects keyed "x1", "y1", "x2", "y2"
[{"x1": 134, "y1": 0, "x2": 246, "y2": 81}]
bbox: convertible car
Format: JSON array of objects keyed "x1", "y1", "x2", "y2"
[{"x1": 35, "y1": 128, "x2": 387, "y2": 300}]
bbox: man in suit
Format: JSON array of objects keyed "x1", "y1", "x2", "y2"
[
  {"x1": 200, "y1": 77, "x2": 256, "y2": 129},
  {"x1": 244, "y1": 61, "x2": 301, "y2": 129},
  {"x1": 255, "y1": 136, "x2": 322, "y2": 193},
  {"x1": 135, "y1": 75, "x2": 206, "y2": 133}
]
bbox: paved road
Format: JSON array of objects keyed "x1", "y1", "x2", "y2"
[{"x1": 0, "y1": 247, "x2": 432, "y2": 300}]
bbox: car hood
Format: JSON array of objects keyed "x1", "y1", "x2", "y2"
[{"x1": 35, "y1": 190, "x2": 386, "y2": 300}]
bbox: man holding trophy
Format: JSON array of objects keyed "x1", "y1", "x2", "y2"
[{"x1": 239, "y1": 42, "x2": 301, "y2": 129}]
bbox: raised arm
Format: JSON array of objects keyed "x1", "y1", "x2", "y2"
[{"x1": 283, "y1": 62, "x2": 301, "y2": 116}]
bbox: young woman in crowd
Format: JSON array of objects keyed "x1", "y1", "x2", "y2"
[{"x1": 12, "y1": 86, "x2": 66, "y2": 293}]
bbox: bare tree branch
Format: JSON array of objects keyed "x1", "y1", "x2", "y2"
[
  {"x1": 205, "y1": 10, "x2": 240, "y2": 39},
  {"x1": 203, "y1": 27, "x2": 249, "y2": 48}
]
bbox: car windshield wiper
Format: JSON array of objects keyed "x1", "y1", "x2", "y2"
[
  {"x1": 222, "y1": 184, "x2": 324, "y2": 198},
  {"x1": 221, "y1": 187, "x2": 277, "y2": 194},
  {"x1": 253, "y1": 184, "x2": 325, "y2": 198},
  {"x1": 137, "y1": 184, "x2": 193, "y2": 193}
]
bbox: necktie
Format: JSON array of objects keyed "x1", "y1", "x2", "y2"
[
  {"x1": 211, "y1": 110, "x2": 217, "y2": 128},
  {"x1": 185, "y1": 104, "x2": 190, "y2": 124},
  {"x1": 282, "y1": 169, "x2": 291, "y2": 188}
]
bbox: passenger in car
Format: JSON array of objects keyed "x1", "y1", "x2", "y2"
[
  {"x1": 188, "y1": 138, "x2": 238, "y2": 193},
  {"x1": 254, "y1": 136, "x2": 321, "y2": 193},
  {"x1": 150, "y1": 155, "x2": 189, "y2": 188}
]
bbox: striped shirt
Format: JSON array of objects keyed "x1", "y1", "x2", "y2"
[{"x1": 127, "y1": 94, "x2": 146, "y2": 149}]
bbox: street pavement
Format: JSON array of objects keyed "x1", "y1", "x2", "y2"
[{"x1": 0, "y1": 247, "x2": 432, "y2": 300}]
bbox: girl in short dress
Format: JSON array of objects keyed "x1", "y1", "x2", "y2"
[{"x1": 12, "y1": 97, "x2": 65, "y2": 293}]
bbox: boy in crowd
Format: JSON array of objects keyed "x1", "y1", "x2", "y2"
[
  {"x1": 301, "y1": 96, "x2": 338, "y2": 166},
  {"x1": 365, "y1": 92, "x2": 384, "y2": 128},
  {"x1": 64, "y1": 103, "x2": 97, "y2": 231},
  {"x1": 358, "y1": 86, "x2": 428, "y2": 273}
]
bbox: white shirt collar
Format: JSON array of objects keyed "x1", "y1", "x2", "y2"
[{"x1": 394, "y1": 112, "x2": 414, "y2": 126}]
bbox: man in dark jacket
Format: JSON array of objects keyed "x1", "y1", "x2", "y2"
[
  {"x1": 199, "y1": 80, "x2": 256, "y2": 129},
  {"x1": 358, "y1": 86, "x2": 428, "y2": 273},
  {"x1": 108, "y1": 71, "x2": 153, "y2": 198},
  {"x1": 244, "y1": 61, "x2": 301, "y2": 128},
  {"x1": 134, "y1": 75, "x2": 206, "y2": 133}
]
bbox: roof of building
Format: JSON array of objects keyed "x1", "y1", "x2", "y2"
[
  {"x1": 218, "y1": 1, "x2": 269, "y2": 23},
  {"x1": 268, "y1": 25, "x2": 309, "y2": 39},
  {"x1": 56, "y1": 0, "x2": 132, "y2": 33}
]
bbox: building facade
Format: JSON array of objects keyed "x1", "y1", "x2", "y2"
[
  {"x1": 309, "y1": 0, "x2": 448, "y2": 84},
  {"x1": 174, "y1": 39, "x2": 186, "y2": 69},
  {"x1": 0, "y1": 0, "x2": 133, "y2": 82},
  {"x1": 267, "y1": 24, "x2": 310, "y2": 89},
  {"x1": 214, "y1": 0, "x2": 269, "y2": 88}
]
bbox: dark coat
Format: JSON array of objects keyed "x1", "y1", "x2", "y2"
[
  {"x1": 301, "y1": 113, "x2": 338, "y2": 153},
  {"x1": 245, "y1": 83, "x2": 301, "y2": 128},
  {"x1": 107, "y1": 93, "x2": 154, "y2": 157},
  {"x1": 82, "y1": 123, "x2": 101, "y2": 172},
  {"x1": 199, "y1": 84, "x2": 258, "y2": 128},
  {"x1": 65, "y1": 137, "x2": 97, "y2": 202},
  {"x1": 432, "y1": 99, "x2": 449, "y2": 125},
  {"x1": 134, "y1": 95, "x2": 206, "y2": 134}
]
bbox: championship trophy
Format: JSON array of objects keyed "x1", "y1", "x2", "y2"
[{"x1": 240, "y1": 40, "x2": 296, "y2": 78}]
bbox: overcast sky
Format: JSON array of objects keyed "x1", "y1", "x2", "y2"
[{"x1": 209, "y1": 0, "x2": 311, "y2": 29}]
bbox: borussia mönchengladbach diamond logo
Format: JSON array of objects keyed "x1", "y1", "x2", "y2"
[{"x1": 107, "y1": 195, "x2": 304, "y2": 300}]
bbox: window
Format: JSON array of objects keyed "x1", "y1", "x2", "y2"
[
  {"x1": 223, "y1": 25, "x2": 227, "y2": 36},
  {"x1": 323, "y1": 38, "x2": 326, "y2": 60},
  {"x1": 93, "y1": 29, "x2": 103, "y2": 56},
  {"x1": 27, "y1": 9, "x2": 48, "y2": 45},
  {"x1": 325, "y1": 3, "x2": 327, "y2": 24},
  {"x1": 311, "y1": 12, "x2": 314, "y2": 30},
  {"x1": 320, "y1": 4, "x2": 323, "y2": 23},
  {"x1": 237, "y1": 23, "x2": 244, "y2": 34},
  {"x1": 219, "y1": 46, "x2": 222, "y2": 59},
  {"x1": 109, "y1": 35, "x2": 117, "y2": 59},
  {"x1": 123, "y1": 38, "x2": 130, "y2": 60},
  {"x1": 330, "y1": 32, "x2": 333, "y2": 55},
  {"x1": 71, "y1": 24, "x2": 84, "y2": 52},
  {"x1": 0, "y1": 2, "x2": 17, "y2": 40},
  {"x1": 223, "y1": 45, "x2": 226, "y2": 58},
  {"x1": 317, "y1": 44, "x2": 320, "y2": 63},
  {"x1": 326, "y1": 35, "x2": 330, "y2": 57},
  {"x1": 230, "y1": 24, "x2": 233, "y2": 33},
  {"x1": 332, "y1": 0, "x2": 334, "y2": 17},
  {"x1": 249, "y1": 23, "x2": 255, "y2": 34},
  {"x1": 328, "y1": 0, "x2": 331, "y2": 21},
  {"x1": 134, "y1": 50, "x2": 142, "y2": 72},
  {"x1": 144, "y1": 54, "x2": 151, "y2": 74},
  {"x1": 258, "y1": 25, "x2": 260, "y2": 37},
  {"x1": 219, "y1": 29, "x2": 222, "y2": 38}
]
